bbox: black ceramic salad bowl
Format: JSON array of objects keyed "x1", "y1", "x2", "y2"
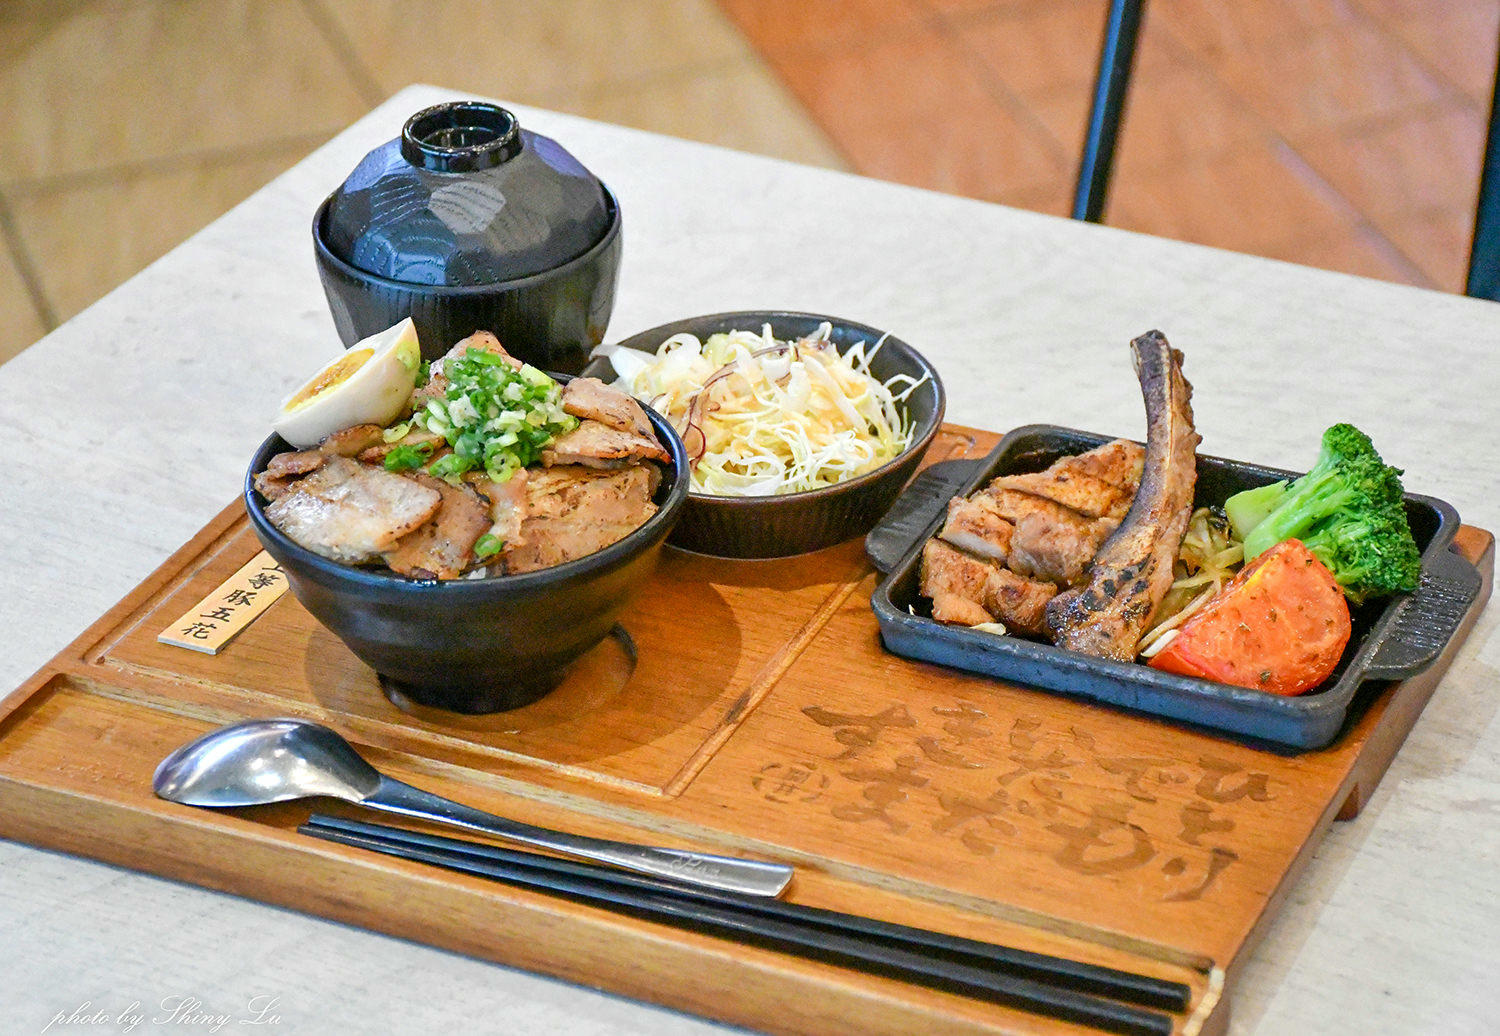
[
  {"x1": 588, "y1": 311, "x2": 946, "y2": 559},
  {"x1": 244, "y1": 387, "x2": 690, "y2": 714}
]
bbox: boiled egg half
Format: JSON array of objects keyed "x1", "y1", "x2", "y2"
[{"x1": 273, "y1": 318, "x2": 422, "y2": 448}]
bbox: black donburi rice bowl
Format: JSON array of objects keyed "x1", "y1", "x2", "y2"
[
  {"x1": 598, "y1": 311, "x2": 946, "y2": 559},
  {"x1": 244, "y1": 391, "x2": 689, "y2": 714}
]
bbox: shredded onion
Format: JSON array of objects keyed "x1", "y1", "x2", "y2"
[
  {"x1": 1137, "y1": 506, "x2": 1245, "y2": 655},
  {"x1": 619, "y1": 323, "x2": 926, "y2": 496}
]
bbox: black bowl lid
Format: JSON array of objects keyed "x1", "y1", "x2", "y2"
[{"x1": 324, "y1": 101, "x2": 612, "y2": 287}]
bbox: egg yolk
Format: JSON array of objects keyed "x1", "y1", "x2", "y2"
[{"x1": 285, "y1": 348, "x2": 374, "y2": 411}]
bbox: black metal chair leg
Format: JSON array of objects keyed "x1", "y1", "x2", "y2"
[
  {"x1": 1465, "y1": 36, "x2": 1500, "y2": 299},
  {"x1": 1072, "y1": 0, "x2": 1147, "y2": 223}
]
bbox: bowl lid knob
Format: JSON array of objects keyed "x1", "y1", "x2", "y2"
[{"x1": 401, "y1": 101, "x2": 523, "y2": 173}]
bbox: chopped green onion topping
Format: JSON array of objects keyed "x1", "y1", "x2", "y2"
[
  {"x1": 383, "y1": 442, "x2": 434, "y2": 471},
  {"x1": 474, "y1": 533, "x2": 504, "y2": 559},
  {"x1": 427, "y1": 453, "x2": 472, "y2": 481},
  {"x1": 409, "y1": 347, "x2": 577, "y2": 482}
]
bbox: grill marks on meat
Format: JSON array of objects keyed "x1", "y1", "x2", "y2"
[
  {"x1": 321, "y1": 424, "x2": 386, "y2": 457},
  {"x1": 938, "y1": 495, "x2": 1014, "y2": 563},
  {"x1": 1046, "y1": 331, "x2": 1199, "y2": 660},
  {"x1": 920, "y1": 539, "x2": 1062, "y2": 635},
  {"x1": 1050, "y1": 439, "x2": 1145, "y2": 490},
  {"x1": 921, "y1": 439, "x2": 1146, "y2": 633},
  {"x1": 383, "y1": 473, "x2": 491, "y2": 580},
  {"x1": 990, "y1": 469, "x2": 1135, "y2": 521},
  {"x1": 264, "y1": 456, "x2": 442, "y2": 564},
  {"x1": 502, "y1": 465, "x2": 659, "y2": 574},
  {"x1": 983, "y1": 566, "x2": 1057, "y2": 635}
]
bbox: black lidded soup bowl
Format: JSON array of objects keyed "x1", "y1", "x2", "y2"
[
  {"x1": 314, "y1": 100, "x2": 622, "y2": 374},
  {"x1": 595, "y1": 311, "x2": 946, "y2": 559},
  {"x1": 243, "y1": 391, "x2": 690, "y2": 714}
]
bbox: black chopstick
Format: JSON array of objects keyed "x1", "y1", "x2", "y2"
[
  {"x1": 305, "y1": 813, "x2": 1186, "y2": 1011},
  {"x1": 300, "y1": 815, "x2": 1181, "y2": 1036}
]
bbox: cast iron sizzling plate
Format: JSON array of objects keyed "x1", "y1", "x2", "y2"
[{"x1": 866, "y1": 426, "x2": 1482, "y2": 751}]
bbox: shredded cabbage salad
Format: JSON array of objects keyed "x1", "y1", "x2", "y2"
[{"x1": 615, "y1": 324, "x2": 927, "y2": 496}]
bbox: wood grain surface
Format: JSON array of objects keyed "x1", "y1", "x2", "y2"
[{"x1": 0, "y1": 425, "x2": 1490, "y2": 1036}]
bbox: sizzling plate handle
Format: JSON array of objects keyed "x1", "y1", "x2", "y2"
[
  {"x1": 1361, "y1": 546, "x2": 1482, "y2": 680},
  {"x1": 865, "y1": 459, "x2": 982, "y2": 574}
]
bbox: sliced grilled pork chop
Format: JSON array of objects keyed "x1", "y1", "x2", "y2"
[
  {"x1": 990, "y1": 467, "x2": 1136, "y2": 521},
  {"x1": 920, "y1": 539, "x2": 996, "y2": 626},
  {"x1": 265, "y1": 456, "x2": 442, "y2": 564},
  {"x1": 982, "y1": 566, "x2": 1057, "y2": 635},
  {"x1": 1046, "y1": 331, "x2": 1199, "y2": 660},
  {"x1": 920, "y1": 538, "x2": 1058, "y2": 632},
  {"x1": 933, "y1": 439, "x2": 1143, "y2": 582},
  {"x1": 976, "y1": 487, "x2": 1120, "y2": 587},
  {"x1": 1049, "y1": 438, "x2": 1145, "y2": 490}
]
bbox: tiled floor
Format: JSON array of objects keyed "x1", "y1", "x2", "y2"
[{"x1": 1, "y1": 0, "x2": 1494, "y2": 368}]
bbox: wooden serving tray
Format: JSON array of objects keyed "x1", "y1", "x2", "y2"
[{"x1": 1, "y1": 425, "x2": 1490, "y2": 1035}]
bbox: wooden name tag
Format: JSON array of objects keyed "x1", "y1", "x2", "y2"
[{"x1": 157, "y1": 550, "x2": 288, "y2": 654}]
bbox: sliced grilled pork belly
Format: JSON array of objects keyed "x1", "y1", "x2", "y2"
[
  {"x1": 561, "y1": 376, "x2": 655, "y2": 439},
  {"x1": 937, "y1": 495, "x2": 1014, "y2": 563},
  {"x1": 502, "y1": 465, "x2": 658, "y2": 574},
  {"x1": 982, "y1": 566, "x2": 1057, "y2": 635},
  {"x1": 469, "y1": 468, "x2": 529, "y2": 551},
  {"x1": 1047, "y1": 332, "x2": 1199, "y2": 660},
  {"x1": 383, "y1": 473, "x2": 491, "y2": 580},
  {"x1": 319, "y1": 423, "x2": 387, "y2": 458},
  {"x1": 255, "y1": 448, "x2": 325, "y2": 500},
  {"x1": 256, "y1": 423, "x2": 401, "y2": 500},
  {"x1": 541, "y1": 419, "x2": 671, "y2": 468},
  {"x1": 265, "y1": 456, "x2": 441, "y2": 565},
  {"x1": 265, "y1": 448, "x2": 324, "y2": 478}
]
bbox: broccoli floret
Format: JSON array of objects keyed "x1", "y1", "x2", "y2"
[
  {"x1": 1226, "y1": 423, "x2": 1421, "y2": 604},
  {"x1": 1224, "y1": 478, "x2": 1288, "y2": 541}
]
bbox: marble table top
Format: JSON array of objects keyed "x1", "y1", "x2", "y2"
[{"x1": 1, "y1": 84, "x2": 1496, "y2": 1035}]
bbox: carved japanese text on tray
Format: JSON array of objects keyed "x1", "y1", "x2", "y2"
[{"x1": 767, "y1": 702, "x2": 1277, "y2": 904}]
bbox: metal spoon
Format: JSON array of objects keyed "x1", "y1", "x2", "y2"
[{"x1": 153, "y1": 718, "x2": 793, "y2": 898}]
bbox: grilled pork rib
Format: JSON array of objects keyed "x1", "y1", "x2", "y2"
[{"x1": 1045, "y1": 330, "x2": 1199, "y2": 660}]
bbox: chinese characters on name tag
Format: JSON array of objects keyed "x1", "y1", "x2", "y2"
[{"x1": 157, "y1": 551, "x2": 288, "y2": 654}]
